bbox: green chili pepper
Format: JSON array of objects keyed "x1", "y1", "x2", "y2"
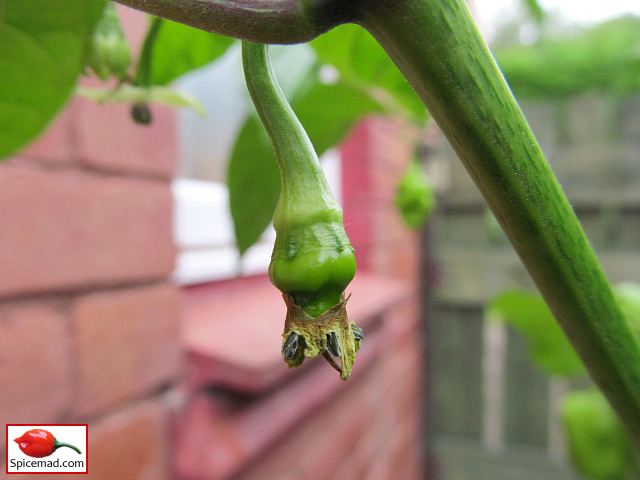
[
  {"x1": 242, "y1": 41, "x2": 362, "y2": 379},
  {"x1": 86, "y1": 2, "x2": 132, "y2": 82},
  {"x1": 395, "y1": 158, "x2": 436, "y2": 230}
]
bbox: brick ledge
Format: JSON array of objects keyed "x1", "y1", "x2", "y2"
[{"x1": 181, "y1": 273, "x2": 413, "y2": 393}]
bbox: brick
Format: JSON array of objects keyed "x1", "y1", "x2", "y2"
[
  {"x1": 368, "y1": 198, "x2": 421, "y2": 282},
  {"x1": 0, "y1": 302, "x2": 71, "y2": 448},
  {"x1": 240, "y1": 372, "x2": 378, "y2": 480},
  {"x1": 339, "y1": 120, "x2": 372, "y2": 170},
  {"x1": 368, "y1": 167, "x2": 403, "y2": 202},
  {"x1": 343, "y1": 197, "x2": 375, "y2": 268},
  {"x1": 176, "y1": 274, "x2": 420, "y2": 480},
  {"x1": 374, "y1": 204, "x2": 416, "y2": 242},
  {"x1": 342, "y1": 162, "x2": 372, "y2": 201},
  {"x1": 182, "y1": 273, "x2": 409, "y2": 393},
  {"x1": 365, "y1": 413, "x2": 421, "y2": 480},
  {"x1": 73, "y1": 96, "x2": 177, "y2": 178},
  {"x1": 385, "y1": 296, "x2": 421, "y2": 340},
  {"x1": 366, "y1": 117, "x2": 416, "y2": 169},
  {"x1": 19, "y1": 102, "x2": 76, "y2": 166},
  {"x1": 325, "y1": 333, "x2": 421, "y2": 480},
  {"x1": 340, "y1": 116, "x2": 420, "y2": 277},
  {"x1": 73, "y1": 285, "x2": 181, "y2": 416},
  {"x1": 117, "y1": 4, "x2": 150, "y2": 53},
  {"x1": 0, "y1": 163, "x2": 175, "y2": 297},
  {"x1": 87, "y1": 399, "x2": 171, "y2": 480},
  {"x1": 371, "y1": 237, "x2": 421, "y2": 284},
  {"x1": 238, "y1": 332, "x2": 420, "y2": 480},
  {"x1": 175, "y1": 312, "x2": 395, "y2": 480}
]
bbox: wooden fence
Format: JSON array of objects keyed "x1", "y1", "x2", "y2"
[{"x1": 427, "y1": 94, "x2": 640, "y2": 479}]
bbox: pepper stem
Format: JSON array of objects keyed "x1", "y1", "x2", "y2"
[{"x1": 53, "y1": 438, "x2": 82, "y2": 455}]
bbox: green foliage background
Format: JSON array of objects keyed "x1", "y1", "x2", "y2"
[{"x1": 495, "y1": 15, "x2": 640, "y2": 98}]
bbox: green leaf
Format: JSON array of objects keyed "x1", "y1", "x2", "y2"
[
  {"x1": 310, "y1": 23, "x2": 427, "y2": 123},
  {"x1": 486, "y1": 289, "x2": 586, "y2": 377},
  {"x1": 228, "y1": 44, "x2": 382, "y2": 255},
  {"x1": 495, "y1": 16, "x2": 640, "y2": 98},
  {"x1": 395, "y1": 160, "x2": 436, "y2": 230},
  {"x1": 227, "y1": 115, "x2": 281, "y2": 255},
  {"x1": 0, "y1": 0, "x2": 105, "y2": 160},
  {"x1": 521, "y1": 0, "x2": 545, "y2": 24},
  {"x1": 76, "y1": 85, "x2": 206, "y2": 116},
  {"x1": 562, "y1": 389, "x2": 634, "y2": 480},
  {"x1": 151, "y1": 18, "x2": 234, "y2": 86},
  {"x1": 614, "y1": 282, "x2": 640, "y2": 341},
  {"x1": 294, "y1": 82, "x2": 382, "y2": 157}
]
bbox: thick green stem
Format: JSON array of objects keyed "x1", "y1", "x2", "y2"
[
  {"x1": 112, "y1": 0, "x2": 348, "y2": 44},
  {"x1": 356, "y1": 0, "x2": 640, "y2": 446}
]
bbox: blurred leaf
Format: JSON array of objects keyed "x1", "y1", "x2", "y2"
[
  {"x1": 85, "y1": 2, "x2": 131, "y2": 81},
  {"x1": 76, "y1": 85, "x2": 206, "y2": 116},
  {"x1": 521, "y1": 0, "x2": 545, "y2": 24},
  {"x1": 496, "y1": 15, "x2": 640, "y2": 98},
  {"x1": 269, "y1": 44, "x2": 317, "y2": 98},
  {"x1": 151, "y1": 18, "x2": 233, "y2": 86},
  {"x1": 310, "y1": 24, "x2": 427, "y2": 123},
  {"x1": 0, "y1": 0, "x2": 105, "y2": 160},
  {"x1": 614, "y1": 282, "x2": 640, "y2": 341},
  {"x1": 395, "y1": 160, "x2": 436, "y2": 230},
  {"x1": 486, "y1": 289, "x2": 586, "y2": 377},
  {"x1": 228, "y1": 116, "x2": 281, "y2": 255},
  {"x1": 228, "y1": 44, "x2": 382, "y2": 255},
  {"x1": 295, "y1": 82, "x2": 382, "y2": 155},
  {"x1": 562, "y1": 389, "x2": 634, "y2": 480}
]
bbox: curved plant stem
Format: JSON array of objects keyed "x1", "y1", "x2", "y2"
[
  {"x1": 111, "y1": 0, "x2": 349, "y2": 44},
  {"x1": 242, "y1": 42, "x2": 359, "y2": 379},
  {"x1": 241, "y1": 41, "x2": 336, "y2": 219},
  {"x1": 356, "y1": 0, "x2": 640, "y2": 447}
]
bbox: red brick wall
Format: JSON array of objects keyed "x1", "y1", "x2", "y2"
[
  {"x1": 341, "y1": 116, "x2": 422, "y2": 283},
  {"x1": 0, "y1": 94, "x2": 182, "y2": 478}
]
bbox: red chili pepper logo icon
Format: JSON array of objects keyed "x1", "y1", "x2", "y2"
[{"x1": 14, "y1": 429, "x2": 82, "y2": 458}]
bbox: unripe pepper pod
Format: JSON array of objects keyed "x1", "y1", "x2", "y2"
[
  {"x1": 242, "y1": 41, "x2": 362, "y2": 379},
  {"x1": 14, "y1": 429, "x2": 82, "y2": 458},
  {"x1": 395, "y1": 157, "x2": 436, "y2": 230},
  {"x1": 86, "y1": 2, "x2": 132, "y2": 81}
]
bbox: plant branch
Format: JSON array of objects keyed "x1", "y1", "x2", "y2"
[
  {"x1": 356, "y1": 0, "x2": 640, "y2": 447},
  {"x1": 110, "y1": 0, "x2": 351, "y2": 44}
]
